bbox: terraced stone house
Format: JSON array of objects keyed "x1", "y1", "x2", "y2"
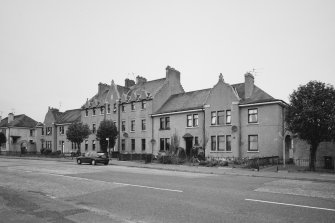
[
  {"x1": 41, "y1": 107, "x2": 81, "y2": 153},
  {"x1": 81, "y1": 66, "x2": 289, "y2": 159}
]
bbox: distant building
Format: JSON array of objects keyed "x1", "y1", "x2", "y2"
[
  {"x1": 40, "y1": 107, "x2": 81, "y2": 153},
  {"x1": 0, "y1": 113, "x2": 39, "y2": 153}
]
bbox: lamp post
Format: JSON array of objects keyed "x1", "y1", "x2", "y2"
[{"x1": 106, "y1": 138, "x2": 109, "y2": 156}]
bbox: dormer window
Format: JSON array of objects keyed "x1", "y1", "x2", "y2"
[
  {"x1": 141, "y1": 101, "x2": 146, "y2": 109},
  {"x1": 136, "y1": 94, "x2": 141, "y2": 101},
  {"x1": 85, "y1": 109, "x2": 89, "y2": 117},
  {"x1": 92, "y1": 107, "x2": 96, "y2": 116},
  {"x1": 121, "y1": 104, "x2": 125, "y2": 112},
  {"x1": 107, "y1": 104, "x2": 111, "y2": 114},
  {"x1": 147, "y1": 92, "x2": 151, "y2": 98}
]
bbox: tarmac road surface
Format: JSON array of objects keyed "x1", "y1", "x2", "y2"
[{"x1": 0, "y1": 158, "x2": 334, "y2": 223}]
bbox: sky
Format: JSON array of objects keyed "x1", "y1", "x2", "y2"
[{"x1": 0, "y1": 0, "x2": 334, "y2": 122}]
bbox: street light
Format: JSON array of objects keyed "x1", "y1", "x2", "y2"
[{"x1": 106, "y1": 138, "x2": 109, "y2": 156}]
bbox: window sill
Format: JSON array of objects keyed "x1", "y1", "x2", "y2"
[
  {"x1": 186, "y1": 126, "x2": 198, "y2": 129},
  {"x1": 247, "y1": 151, "x2": 259, "y2": 153},
  {"x1": 210, "y1": 151, "x2": 232, "y2": 153},
  {"x1": 210, "y1": 124, "x2": 226, "y2": 127},
  {"x1": 130, "y1": 131, "x2": 135, "y2": 133},
  {"x1": 247, "y1": 122, "x2": 259, "y2": 125},
  {"x1": 159, "y1": 128, "x2": 170, "y2": 131}
]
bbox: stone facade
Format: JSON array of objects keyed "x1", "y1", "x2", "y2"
[
  {"x1": 40, "y1": 107, "x2": 81, "y2": 153},
  {"x1": 80, "y1": 66, "x2": 290, "y2": 159}
]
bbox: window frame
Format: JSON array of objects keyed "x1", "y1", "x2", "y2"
[
  {"x1": 211, "y1": 111, "x2": 217, "y2": 125},
  {"x1": 92, "y1": 107, "x2": 96, "y2": 116},
  {"x1": 217, "y1": 110, "x2": 224, "y2": 125},
  {"x1": 248, "y1": 108, "x2": 258, "y2": 123},
  {"x1": 141, "y1": 101, "x2": 146, "y2": 110},
  {"x1": 92, "y1": 124, "x2": 96, "y2": 134},
  {"x1": 226, "y1": 110, "x2": 231, "y2": 124},
  {"x1": 121, "y1": 139, "x2": 125, "y2": 151},
  {"x1": 141, "y1": 139, "x2": 146, "y2": 151},
  {"x1": 217, "y1": 135, "x2": 225, "y2": 151},
  {"x1": 131, "y1": 102, "x2": 135, "y2": 111},
  {"x1": 211, "y1": 136, "x2": 216, "y2": 151},
  {"x1": 107, "y1": 104, "x2": 111, "y2": 114},
  {"x1": 121, "y1": 120, "x2": 126, "y2": 132},
  {"x1": 92, "y1": 140, "x2": 96, "y2": 151},
  {"x1": 131, "y1": 139, "x2": 135, "y2": 151},
  {"x1": 248, "y1": 135, "x2": 259, "y2": 152},
  {"x1": 193, "y1": 114, "x2": 199, "y2": 127},
  {"x1": 59, "y1": 126, "x2": 64, "y2": 135},
  {"x1": 130, "y1": 120, "x2": 135, "y2": 132},
  {"x1": 226, "y1": 135, "x2": 232, "y2": 151},
  {"x1": 141, "y1": 119, "x2": 146, "y2": 131},
  {"x1": 85, "y1": 109, "x2": 89, "y2": 117},
  {"x1": 186, "y1": 114, "x2": 192, "y2": 127}
]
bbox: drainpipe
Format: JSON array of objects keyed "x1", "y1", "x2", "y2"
[
  {"x1": 282, "y1": 106, "x2": 286, "y2": 168},
  {"x1": 151, "y1": 115, "x2": 154, "y2": 157},
  {"x1": 202, "y1": 109, "x2": 206, "y2": 156},
  {"x1": 8, "y1": 127, "x2": 10, "y2": 152},
  {"x1": 117, "y1": 99, "x2": 121, "y2": 157}
]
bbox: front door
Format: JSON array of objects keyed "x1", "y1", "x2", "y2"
[{"x1": 185, "y1": 137, "x2": 193, "y2": 158}]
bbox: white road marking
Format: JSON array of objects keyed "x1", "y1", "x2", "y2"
[
  {"x1": 35, "y1": 172, "x2": 183, "y2": 193},
  {"x1": 113, "y1": 182, "x2": 183, "y2": 193},
  {"x1": 245, "y1": 198, "x2": 335, "y2": 212}
]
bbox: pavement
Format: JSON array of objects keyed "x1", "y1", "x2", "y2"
[{"x1": 1, "y1": 155, "x2": 335, "y2": 183}]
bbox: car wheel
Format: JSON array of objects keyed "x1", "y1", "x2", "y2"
[
  {"x1": 92, "y1": 160, "x2": 96, "y2": 165},
  {"x1": 77, "y1": 159, "x2": 81, "y2": 165}
]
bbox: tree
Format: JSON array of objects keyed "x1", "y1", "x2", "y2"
[
  {"x1": 286, "y1": 81, "x2": 335, "y2": 171},
  {"x1": 96, "y1": 120, "x2": 118, "y2": 153},
  {"x1": 66, "y1": 122, "x2": 91, "y2": 154},
  {"x1": 0, "y1": 132, "x2": 6, "y2": 147}
]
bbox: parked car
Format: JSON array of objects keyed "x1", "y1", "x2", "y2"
[{"x1": 76, "y1": 151, "x2": 109, "y2": 165}]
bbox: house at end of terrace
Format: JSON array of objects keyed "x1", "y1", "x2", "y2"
[
  {"x1": 152, "y1": 72, "x2": 287, "y2": 159},
  {"x1": 80, "y1": 66, "x2": 291, "y2": 159}
]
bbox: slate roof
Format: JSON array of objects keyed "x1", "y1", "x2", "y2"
[
  {"x1": 49, "y1": 109, "x2": 81, "y2": 124},
  {"x1": 126, "y1": 78, "x2": 166, "y2": 100},
  {"x1": 155, "y1": 88, "x2": 211, "y2": 114},
  {"x1": 82, "y1": 84, "x2": 130, "y2": 109},
  {"x1": 0, "y1": 114, "x2": 38, "y2": 128},
  {"x1": 84, "y1": 78, "x2": 167, "y2": 108},
  {"x1": 231, "y1": 83, "x2": 277, "y2": 105},
  {"x1": 155, "y1": 82, "x2": 281, "y2": 115}
]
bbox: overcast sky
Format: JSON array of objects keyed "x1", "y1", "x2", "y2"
[{"x1": 0, "y1": 0, "x2": 334, "y2": 122}]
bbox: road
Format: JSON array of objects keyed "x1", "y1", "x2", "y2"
[{"x1": 0, "y1": 158, "x2": 334, "y2": 223}]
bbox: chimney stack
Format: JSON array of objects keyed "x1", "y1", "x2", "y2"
[
  {"x1": 136, "y1": 76, "x2": 147, "y2": 85},
  {"x1": 166, "y1": 65, "x2": 180, "y2": 85},
  {"x1": 8, "y1": 113, "x2": 14, "y2": 123},
  {"x1": 244, "y1": 72, "x2": 254, "y2": 99},
  {"x1": 125, "y1": 78, "x2": 135, "y2": 88}
]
